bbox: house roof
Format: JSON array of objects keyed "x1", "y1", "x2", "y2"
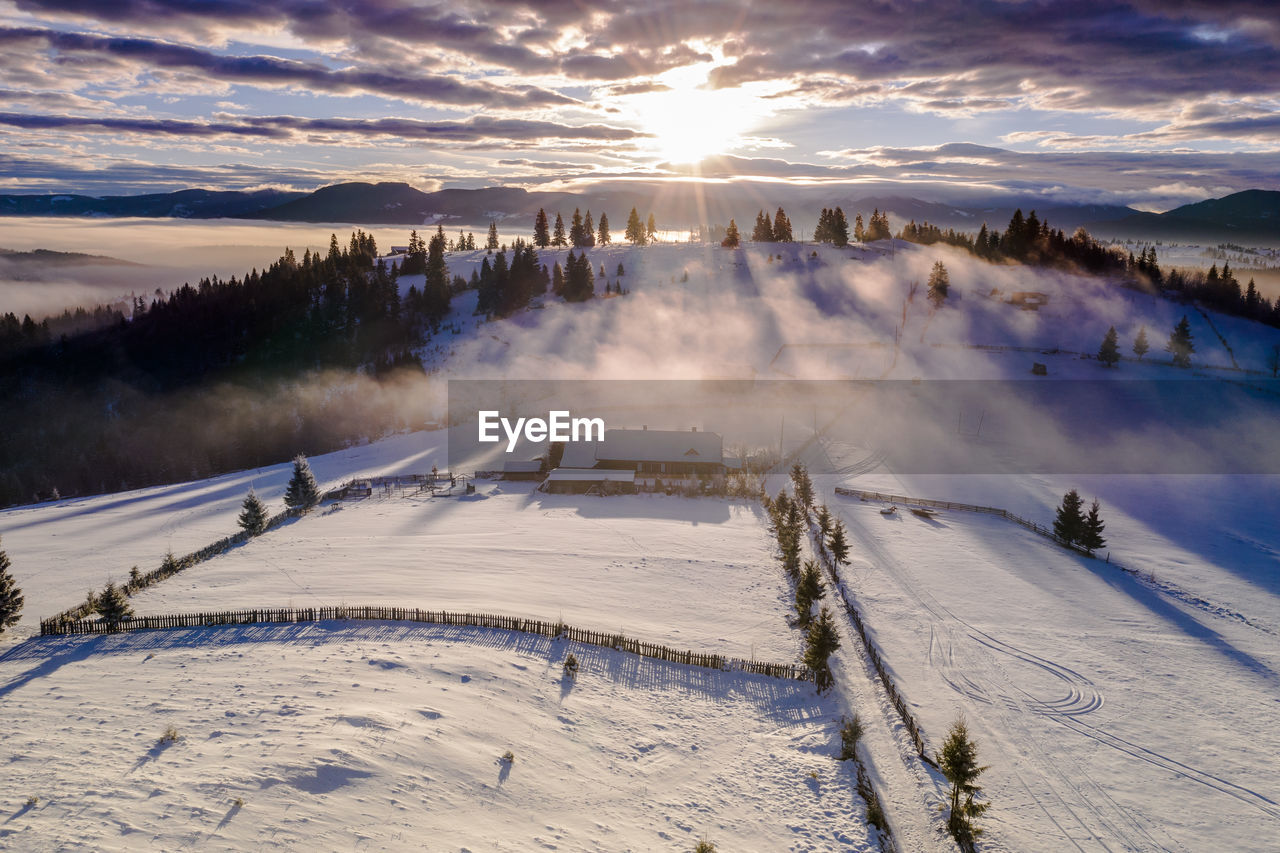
[
  {"x1": 543, "y1": 468, "x2": 636, "y2": 483},
  {"x1": 502, "y1": 460, "x2": 544, "y2": 473},
  {"x1": 559, "y1": 428, "x2": 724, "y2": 468}
]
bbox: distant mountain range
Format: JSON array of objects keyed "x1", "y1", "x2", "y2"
[
  {"x1": 1, "y1": 182, "x2": 1275, "y2": 243},
  {"x1": 0, "y1": 188, "x2": 305, "y2": 219},
  {"x1": 1085, "y1": 189, "x2": 1280, "y2": 243},
  {"x1": 0, "y1": 247, "x2": 140, "y2": 266}
]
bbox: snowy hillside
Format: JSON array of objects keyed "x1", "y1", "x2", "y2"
[
  {"x1": 397, "y1": 240, "x2": 1280, "y2": 381},
  {"x1": 3, "y1": 239, "x2": 1279, "y2": 852}
]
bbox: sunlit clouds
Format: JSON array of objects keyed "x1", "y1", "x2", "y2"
[{"x1": 0, "y1": 1, "x2": 1277, "y2": 202}]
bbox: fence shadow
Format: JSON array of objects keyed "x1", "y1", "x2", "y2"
[{"x1": 6, "y1": 618, "x2": 820, "y2": 718}]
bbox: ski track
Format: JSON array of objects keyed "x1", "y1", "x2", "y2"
[{"x1": 836, "y1": 500, "x2": 1170, "y2": 853}]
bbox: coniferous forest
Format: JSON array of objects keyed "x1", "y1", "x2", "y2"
[
  {"x1": 0, "y1": 230, "x2": 449, "y2": 507},
  {"x1": 4, "y1": 205, "x2": 1279, "y2": 508}
]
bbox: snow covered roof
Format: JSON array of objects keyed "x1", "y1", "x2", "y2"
[
  {"x1": 543, "y1": 468, "x2": 636, "y2": 483},
  {"x1": 559, "y1": 428, "x2": 723, "y2": 468}
]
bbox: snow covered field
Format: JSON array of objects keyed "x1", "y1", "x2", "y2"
[
  {"x1": 798, "y1": 443, "x2": 1280, "y2": 852},
  {"x1": 0, "y1": 623, "x2": 866, "y2": 852},
  {"x1": 126, "y1": 488, "x2": 798, "y2": 662},
  {"x1": 0, "y1": 431, "x2": 448, "y2": 638}
]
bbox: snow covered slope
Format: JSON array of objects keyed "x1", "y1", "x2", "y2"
[{"x1": 0, "y1": 623, "x2": 867, "y2": 852}]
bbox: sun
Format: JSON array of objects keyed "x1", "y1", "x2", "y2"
[{"x1": 628, "y1": 63, "x2": 767, "y2": 164}]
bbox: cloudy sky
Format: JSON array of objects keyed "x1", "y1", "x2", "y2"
[{"x1": 2, "y1": 0, "x2": 1278, "y2": 209}]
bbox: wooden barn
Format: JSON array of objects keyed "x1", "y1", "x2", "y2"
[{"x1": 543, "y1": 427, "x2": 728, "y2": 492}]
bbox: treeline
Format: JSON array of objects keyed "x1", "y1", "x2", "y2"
[
  {"x1": 0, "y1": 229, "x2": 450, "y2": 507},
  {"x1": 531, "y1": 206, "x2": 656, "y2": 248},
  {"x1": 1165, "y1": 261, "x2": 1280, "y2": 328},
  {"x1": 0, "y1": 302, "x2": 132, "y2": 360},
  {"x1": 896, "y1": 209, "x2": 1280, "y2": 329},
  {"x1": 896, "y1": 208, "x2": 1128, "y2": 274}
]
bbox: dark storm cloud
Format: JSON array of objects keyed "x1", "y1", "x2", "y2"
[
  {"x1": 0, "y1": 111, "x2": 643, "y2": 143},
  {"x1": 0, "y1": 27, "x2": 573, "y2": 108}
]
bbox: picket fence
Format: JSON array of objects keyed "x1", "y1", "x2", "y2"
[{"x1": 39, "y1": 605, "x2": 813, "y2": 682}]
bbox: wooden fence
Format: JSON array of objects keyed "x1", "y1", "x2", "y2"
[
  {"x1": 44, "y1": 493, "x2": 345, "y2": 627},
  {"x1": 39, "y1": 605, "x2": 813, "y2": 683},
  {"x1": 813, "y1": 537, "x2": 929, "y2": 760},
  {"x1": 834, "y1": 487, "x2": 1098, "y2": 558}
]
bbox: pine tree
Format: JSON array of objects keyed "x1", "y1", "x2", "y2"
[
  {"x1": 96, "y1": 581, "x2": 132, "y2": 625},
  {"x1": 790, "y1": 463, "x2": 814, "y2": 511},
  {"x1": 1098, "y1": 325, "x2": 1120, "y2": 367},
  {"x1": 1053, "y1": 489, "x2": 1086, "y2": 545},
  {"x1": 570, "y1": 208, "x2": 585, "y2": 247},
  {"x1": 752, "y1": 209, "x2": 774, "y2": 242},
  {"x1": 828, "y1": 207, "x2": 847, "y2": 246},
  {"x1": 486, "y1": 221, "x2": 499, "y2": 251},
  {"x1": 284, "y1": 454, "x2": 321, "y2": 510},
  {"x1": 815, "y1": 208, "x2": 830, "y2": 243},
  {"x1": 803, "y1": 605, "x2": 841, "y2": 691},
  {"x1": 424, "y1": 226, "x2": 451, "y2": 320},
  {"x1": 1132, "y1": 326, "x2": 1149, "y2": 360},
  {"x1": 927, "y1": 260, "x2": 950, "y2": 308},
  {"x1": 816, "y1": 505, "x2": 832, "y2": 540},
  {"x1": 774, "y1": 207, "x2": 794, "y2": 242},
  {"x1": 551, "y1": 213, "x2": 566, "y2": 247},
  {"x1": 583, "y1": 210, "x2": 596, "y2": 248},
  {"x1": 0, "y1": 536, "x2": 24, "y2": 634},
  {"x1": 533, "y1": 208, "x2": 550, "y2": 248},
  {"x1": 625, "y1": 207, "x2": 646, "y2": 245},
  {"x1": 853, "y1": 213, "x2": 865, "y2": 242},
  {"x1": 646, "y1": 213, "x2": 657, "y2": 242},
  {"x1": 1244, "y1": 278, "x2": 1261, "y2": 317},
  {"x1": 1166, "y1": 315, "x2": 1195, "y2": 368},
  {"x1": 721, "y1": 219, "x2": 740, "y2": 248},
  {"x1": 238, "y1": 488, "x2": 269, "y2": 535},
  {"x1": 597, "y1": 211, "x2": 610, "y2": 245},
  {"x1": 1267, "y1": 343, "x2": 1280, "y2": 378},
  {"x1": 827, "y1": 521, "x2": 850, "y2": 567},
  {"x1": 795, "y1": 559, "x2": 826, "y2": 625},
  {"x1": 552, "y1": 261, "x2": 564, "y2": 296},
  {"x1": 1080, "y1": 498, "x2": 1106, "y2": 553},
  {"x1": 938, "y1": 717, "x2": 989, "y2": 847}
]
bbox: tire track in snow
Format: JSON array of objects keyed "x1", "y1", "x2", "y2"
[{"x1": 836, "y1": 501, "x2": 1168, "y2": 852}]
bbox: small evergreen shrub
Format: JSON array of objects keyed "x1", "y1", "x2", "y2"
[
  {"x1": 158, "y1": 725, "x2": 180, "y2": 745},
  {"x1": 693, "y1": 840, "x2": 716, "y2": 853},
  {"x1": 840, "y1": 714, "x2": 864, "y2": 760},
  {"x1": 563, "y1": 653, "x2": 579, "y2": 679},
  {"x1": 501, "y1": 750, "x2": 515, "y2": 764}
]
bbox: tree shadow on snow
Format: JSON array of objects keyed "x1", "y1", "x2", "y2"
[
  {"x1": 214, "y1": 801, "x2": 242, "y2": 833},
  {"x1": 1067, "y1": 549, "x2": 1280, "y2": 685}
]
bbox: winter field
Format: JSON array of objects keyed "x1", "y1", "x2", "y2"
[
  {"x1": 2, "y1": 238, "x2": 1280, "y2": 851},
  {"x1": 806, "y1": 452, "x2": 1280, "y2": 853}
]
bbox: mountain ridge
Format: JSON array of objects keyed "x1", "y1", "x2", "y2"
[{"x1": 2, "y1": 183, "x2": 1275, "y2": 241}]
